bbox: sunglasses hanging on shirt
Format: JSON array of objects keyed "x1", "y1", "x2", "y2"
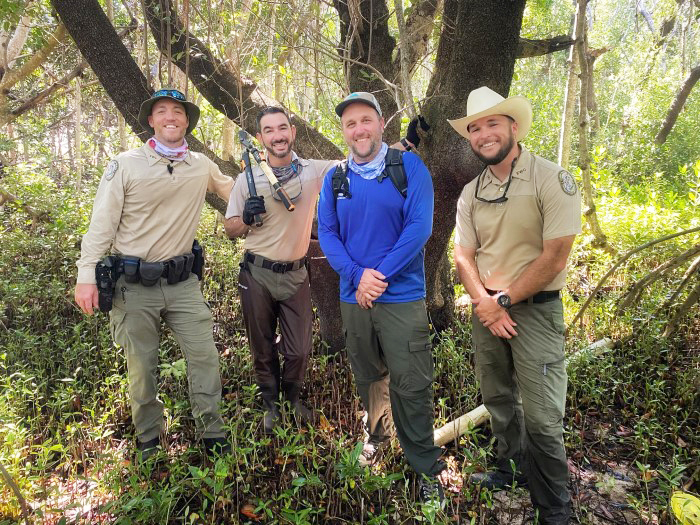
[{"x1": 474, "y1": 157, "x2": 518, "y2": 204}]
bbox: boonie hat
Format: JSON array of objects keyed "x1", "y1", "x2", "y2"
[
  {"x1": 335, "y1": 92, "x2": 383, "y2": 118},
  {"x1": 448, "y1": 86, "x2": 532, "y2": 142},
  {"x1": 138, "y1": 88, "x2": 201, "y2": 135}
]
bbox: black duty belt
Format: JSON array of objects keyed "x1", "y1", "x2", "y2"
[
  {"x1": 245, "y1": 252, "x2": 306, "y2": 274},
  {"x1": 116, "y1": 240, "x2": 204, "y2": 286},
  {"x1": 486, "y1": 289, "x2": 560, "y2": 304}
]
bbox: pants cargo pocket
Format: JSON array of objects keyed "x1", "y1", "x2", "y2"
[
  {"x1": 109, "y1": 307, "x2": 127, "y2": 346},
  {"x1": 407, "y1": 341, "x2": 433, "y2": 393},
  {"x1": 541, "y1": 356, "x2": 567, "y2": 424}
]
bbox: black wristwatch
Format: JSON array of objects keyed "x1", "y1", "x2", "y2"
[
  {"x1": 400, "y1": 138, "x2": 413, "y2": 151},
  {"x1": 497, "y1": 294, "x2": 512, "y2": 309}
]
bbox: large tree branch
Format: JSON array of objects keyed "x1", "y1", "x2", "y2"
[
  {"x1": 1, "y1": 25, "x2": 137, "y2": 127},
  {"x1": 392, "y1": 0, "x2": 441, "y2": 80},
  {"x1": 0, "y1": 23, "x2": 67, "y2": 92},
  {"x1": 655, "y1": 64, "x2": 700, "y2": 145},
  {"x1": 143, "y1": 0, "x2": 342, "y2": 161},
  {"x1": 517, "y1": 35, "x2": 574, "y2": 58}
]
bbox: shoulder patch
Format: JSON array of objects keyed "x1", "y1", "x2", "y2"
[
  {"x1": 104, "y1": 160, "x2": 119, "y2": 181},
  {"x1": 558, "y1": 170, "x2": 577, "y2": 196}
]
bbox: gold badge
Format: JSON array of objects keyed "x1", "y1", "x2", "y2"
[
  {"x1": 104, "y1": 160, "x2": 119, "y2": 181},
  {"x1": 558, "y1": 170, "x2": 577, "y2": 196}
]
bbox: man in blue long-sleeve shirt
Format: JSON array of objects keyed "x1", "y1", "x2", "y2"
[{"x1": 318, "y1": 92, "x2": 446, "y2": 505}]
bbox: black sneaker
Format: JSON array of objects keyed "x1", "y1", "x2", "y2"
[
  {"x1": 418, "y1": 475, "x2": 446, "y2": 507},
  {"x1": 203, "y1": 437, "x2": 231, "y2": 457},
  {"x1": 469, "y1": 469, "x2": 528, "y2": 490},
  {"x1": 136, "y1": 437, "x2": 160, "y2": 465}
]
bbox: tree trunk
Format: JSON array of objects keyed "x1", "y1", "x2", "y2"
[
  {"x1": 655, "y1": 65, "x2": 700, "y2": 145},
  {"x1": 575, "y1": 0, "x2": 615, "y2": 256},
  {"x1": 333, "y1": 0, "x2": 401, "y2": 138},
  {"x1": 74, "y1": 77, "x2": 83, "y2": 195},
  {"x1": 558, "y1": 3, "x2": 578, "y2": 169}
]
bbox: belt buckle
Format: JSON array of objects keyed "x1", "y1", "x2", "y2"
[{"x1": 270, "y1": 262, "x2": 285, "y2": 273}]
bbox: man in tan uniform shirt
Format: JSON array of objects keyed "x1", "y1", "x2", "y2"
[
  {"x1": 75, "y1": 89, "x2": 233, "y2": 462},
  {"x1": 450, "y1": 87, "x2": 581, "y2": 525},
  {"x1": 225, "y1": 107, "x2": 336, "y2": 433}
]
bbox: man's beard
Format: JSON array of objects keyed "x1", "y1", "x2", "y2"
[
  {"x1": 264, "y1": 138, "x2": 293, "y2": 159},
  {"x1": 471, "y1": 133, "x2": 515, "y2": 165},
  {"x1": 350, "y1": 137, "x2": 380, "y2": 162}
]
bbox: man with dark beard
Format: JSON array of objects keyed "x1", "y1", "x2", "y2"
[
  {"x1": 224, "y1": 107, "x2": 337, "y2": 433},
  {"x1": 450, "y1": 87, "x2": 581, "y2": 525}
]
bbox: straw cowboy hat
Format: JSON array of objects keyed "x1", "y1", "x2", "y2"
[
  {"x1": 447, "y1": 86, "x2": 532, "y2": 142},
  {"x1": 138, "y1": 88, "x2": 201, "y2": 135}
]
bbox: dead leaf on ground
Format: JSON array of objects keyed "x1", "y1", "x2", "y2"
[{"x1": 240, "y1": 503, "x2": 262, "y2": 521}]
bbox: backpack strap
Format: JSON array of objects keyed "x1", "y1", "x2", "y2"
[
  {"x1": 377, "y1": 148, "x2": 407, "y2": 198},
  {"x1": 331, "y1": 160, "x2": 350, "y2": 200}
]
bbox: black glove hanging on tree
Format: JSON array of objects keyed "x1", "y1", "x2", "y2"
[
  {"x1": 242, "y1": 195, "x2": 266, "y2": 226},
  {"x1": 404, "y1": 115, "x2": 431, "y2": 150}
]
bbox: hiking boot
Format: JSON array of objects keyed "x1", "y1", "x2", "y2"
[
  {"x1": 203, "y1": 437, "x2": 231, "y2": 457},
  {"x1": 418, "y1": 475, "x2": 446, "y2": 507},
  {"x1": 281, "y1": 380, "x2": 313, "y2": 424},
  {"x1": 258, "y1": 382, "x2": 281, "y2": 434},
  {"x1": 135, "y1": 436, "x2": 160, "y2": 465},
  {"x1": 358, "y1": 438, "x2": 389, "y2": 467},
  {"x1": 469, "y1": 469, "x2": 528, "y2": 490}
]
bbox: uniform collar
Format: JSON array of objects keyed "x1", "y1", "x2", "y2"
[
  {"x1": 142, "y1": 143, "x2": 192, "y2": 166},
  {"x1": 480, "y1": 145, "x2": 531, "y2": 187}
]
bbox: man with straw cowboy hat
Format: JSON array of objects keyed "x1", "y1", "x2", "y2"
[{"x1": 450, "y1": 86, "x2": 581, "y2": 525}]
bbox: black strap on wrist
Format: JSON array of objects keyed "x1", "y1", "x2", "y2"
[{"x1": 400, "y1": 138, "x2": 412, "y2": 151}]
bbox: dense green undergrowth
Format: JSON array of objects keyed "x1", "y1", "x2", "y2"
[{"x1": 0, "y1": 164, "x2": 698, "y2": 524}]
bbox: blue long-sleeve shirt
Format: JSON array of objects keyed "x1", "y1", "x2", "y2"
[{"x1": 318, "y1": 152, "x2": 434, "y2": 304}]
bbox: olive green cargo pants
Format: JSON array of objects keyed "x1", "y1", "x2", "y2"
[
  {"x1": 472, "y1": 298, "x2": 570, "y2": 523},
  {"x1": 110, "y1": 274, "x2": 225, "y2": 443},
  {"x1": 341, "y1": 300, "x2": 444, "y2": 476}
]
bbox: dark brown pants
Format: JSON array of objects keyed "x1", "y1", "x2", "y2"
[{"x1": 238, "y1": 267, "x2": 313, "y2": 385}]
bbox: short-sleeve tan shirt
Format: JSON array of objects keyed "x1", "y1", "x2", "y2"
[
  {"x1": 76, "y1": 144, "x2": 234, "y2": 284},
  {"x1": 226, "y1": 157, "x2": 338, "y2": 262},
  {"x1": 455, "y1": 146, "x2": 581, "y2": 291}
]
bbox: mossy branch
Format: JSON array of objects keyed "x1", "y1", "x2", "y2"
[
  {"x1": 661, "y1": 254, "x2": 700, "y2": 310},
  {"x1": 569, "y1": 226, "x2": 700, "y2": 328},
  {"x1": 617, "y1": 244, "x2": 700, "y2": 312},
  {"x1": 662, "y1": 275, "x2": 700, "y2": 338}
]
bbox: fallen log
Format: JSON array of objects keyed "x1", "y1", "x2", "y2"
[{"x1": 434, "y1": 337, "x2": 616, "y2": 446}]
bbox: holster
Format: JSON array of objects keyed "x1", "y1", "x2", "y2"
[
  {"x1": 192, "y1": 240, "x2": 204, "y2": 280},
  {"x1": 95, "y1": 256, "x2": 118, "y2": 313}
]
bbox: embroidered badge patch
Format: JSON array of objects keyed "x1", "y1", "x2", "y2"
[
  {"x1": 104, "y1": 160, "x2": 119, "y2": 181},
  {"x1": 558, "y1": 170, "x2": 577, "y2": 196}
]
